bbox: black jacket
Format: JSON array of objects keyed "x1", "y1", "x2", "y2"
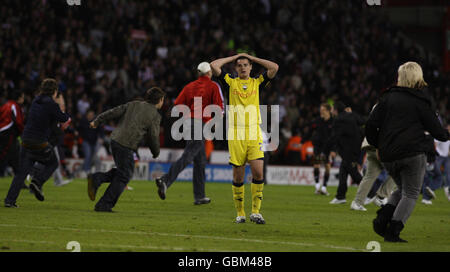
[
  {"x1": 78, "y1": 116, "x2": 101, "y2": 145},
  {"x1": 22, "y1": 94, "x2": 70, "y2": 143},
  {"x1": 325, "y1": 111, "x2": 364, "y2": 162},
  {"x1": 310, "y1": 117, "x2": 334, "y2": 151},
  {"x1": 365, "y1": 86, "x2": 449, "y2": 162}
]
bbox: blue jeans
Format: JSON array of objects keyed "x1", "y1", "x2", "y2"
[
  {"x1": 423, "y1": 155, "x2": 450, "y2": 200},
  {"x1": 161, "y1": 119, "x2": 207, "y2": 200},
  {"x1": 437, "y1": 155, "x2": 450, "y2": 187},
  {"x1": 82, "y1": 141, "x2": 98, "y2": 173}
]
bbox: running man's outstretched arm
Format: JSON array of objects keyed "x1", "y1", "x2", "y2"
[
  {"x1": 239, "y1": 53, "x2": 279, "y2": 79},
  {"x1": 90, "y1": 103, "x2": 129, "y2": 128}
]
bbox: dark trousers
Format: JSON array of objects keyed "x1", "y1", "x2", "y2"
[
  {"x1": 92, "y1": 140, "x2": 135, "y2": 209},
  {"x1": 0, "y1": 130, "x2": 20, "y2": 174},
  {"x1": 336, "y1": 160, "x2": 362, "y2": 200},
  {"x1": 385, "y1": 154, "x2": 426, "y2": 224},
  {"x1": 4, "y1": 142, "x2": 58, "y2": 204},
  {"x1": 263, "y1": 151, "x2": 270, "y2": 184},
  {"x1": 162, "y1": 118, "x2": 207, "y2": 200}
]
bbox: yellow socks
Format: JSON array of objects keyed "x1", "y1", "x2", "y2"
[
  {"x1": 251, "y1": 179, "x2": 264, "y2": 214},
  {"x1": 233, "y1": 179, "x2": 264, "y2": 216},
  {"x1": 232, "y1": 182, "x2": 245, "y2": 217}
]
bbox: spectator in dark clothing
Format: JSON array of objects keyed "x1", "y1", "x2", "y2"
[
  {"x1": 4, "y1": 78, "x2": 70, "y2": 207},
  {"x1": 78, "y1": 110, "x2": 102, "y2": 175},
  {"x1": 309, "y1": 103, "x2": 334, "y2": 195},
  {"x1": 325, "y1": 101, "x2": 365, "y2": 204},
  {"x1": 366, "y1": 62, "x2": 450, "y2": 242}
]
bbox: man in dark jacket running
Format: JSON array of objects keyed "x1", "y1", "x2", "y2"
[{"x1": 4, "y1": 79, "x2": 70, "y2": 207}]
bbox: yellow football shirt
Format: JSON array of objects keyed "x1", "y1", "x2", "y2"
[{"x1": 218, "y1": 71, "x2": 272, "y2": 165}]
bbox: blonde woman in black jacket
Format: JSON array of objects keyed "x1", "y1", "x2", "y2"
[{"x1": 366, "y1": 62, "x2": 450, "y2": 242}]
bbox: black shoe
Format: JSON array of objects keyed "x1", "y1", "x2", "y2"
[
  {"x1": 372, "y1": 204, "x2": 396, "y2": 237},
  {"x1": 87, "y1": 174, "x2": 98, "y2": 201},
  {"x1": 94, "y1": 205, "x2": 113, "y2": 213},
  {"x1": 5, "y1": 202, "x2": 18, "y2": 208},
  {"x1": 29, "y1": 181, "x2": 44, "y2": 201},
  {"x1": 194, "y1": 197, "x2": 211, "y2": 205},
  {"x1": 384, "y1": 220, "x2": 408, "y2": 243},
  {"x1": 156, "y1": 177, "x2": 167, "y2": 200}
]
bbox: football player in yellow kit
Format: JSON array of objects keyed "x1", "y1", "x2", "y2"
[{"x1": 211, "y1": 53, "x2": 278, "y2": 224}]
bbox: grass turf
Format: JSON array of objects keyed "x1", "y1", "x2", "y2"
[{"x1": 0, "y1": 177, "x2": 449, "y2": 252}]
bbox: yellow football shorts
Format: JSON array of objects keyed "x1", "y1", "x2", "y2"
[{"x1": 228, "y1": 125, "x2": 264, "y2": 166}]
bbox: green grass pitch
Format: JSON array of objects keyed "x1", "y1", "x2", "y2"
[{"x1": 0, "y1": 177, "x2": 449, "y2": 252}]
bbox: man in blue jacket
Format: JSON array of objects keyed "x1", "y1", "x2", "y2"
[{"x1": 4, "y1": 78, "x2": 70, "y2": 207}]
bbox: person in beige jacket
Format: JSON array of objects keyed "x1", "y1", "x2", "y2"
[{"x1": 350, "y1": 138, "x2": 397, "y2": 211}]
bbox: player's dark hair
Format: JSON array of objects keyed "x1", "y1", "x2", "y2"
[
  {"x1": 234, "y1": 56, "x2": 252, "y2": 66},
  {"x1": 8, "y1": 90, "x2": 24, "y2": 101},
  {"x1": 145, "y1": 87, "x2": 165, "y2": 104},
  {"x1": 39, "y1": 78, "x2": 58, "y2": 96},
  {"x1": 334, "y1": 101, "x2": 346, "y2": 114}
]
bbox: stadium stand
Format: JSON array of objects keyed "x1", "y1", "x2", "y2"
[{"x1": 1, "y1": 0, "x2": 448, "y2": 166}]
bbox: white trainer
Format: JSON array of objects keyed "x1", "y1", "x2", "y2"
[
  {"x1": 350, "y1": 201, "x2": 367, "y2": 211},
  {"x1": 235, "y1": 216, "x2": 246, "y2": 223},
  {"x1": 320, "y1": 186, "x2": 330, "y2": 196},
  {"x1": 249, "y1": 213, "x2": 266, "y2": 224},
  {"x1": 329, "y1": 198, "x2": 346, "y2": 204},
  {"x1": 444, "y1": 187, "x2": 450, "y2": 201},
  {"x1": 373, "y1": 196, "x2": 387, "y2": 207},
  {"x1": 364, "y1": 197, "x2": 375, "y2": 205},
  {"x1": 425, "y1": 186, "x2": 436, "y2": 199},
  {"x1": 54, "y1": 179, "x2": 72, "y2": 187},
  {"x1": 314, "y1": 183, "x2": 321, "y2": 194},
  {"x1": 421, "y1": 199, "x2": 432, "y2": 205}
]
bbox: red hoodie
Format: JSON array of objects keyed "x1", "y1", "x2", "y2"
[
  {"x1": 0, "y1": 100, "x2": 24, "y2": 135},
  {"x1": 174, "y1": 76, "x2": 224, "y2": 123}
]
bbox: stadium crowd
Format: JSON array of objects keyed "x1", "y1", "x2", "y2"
[{"x1": 1, "y1": 0, "x2": 449, "y2": 166}]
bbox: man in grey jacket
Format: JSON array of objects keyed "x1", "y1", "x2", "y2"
[{"x1": 87, "y1": 87, "x2": 164, "y2": 212}]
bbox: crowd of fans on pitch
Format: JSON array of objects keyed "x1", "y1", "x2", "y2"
[{"x1": 1, "y1": 0, "x2": 448, "y2": 167}]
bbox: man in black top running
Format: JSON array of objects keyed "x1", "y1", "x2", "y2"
[{"x1": 4, "y1": 79, "x2": 70, "y2": 207}]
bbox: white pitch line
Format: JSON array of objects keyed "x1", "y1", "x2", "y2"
[
  {"x1": 0, "y1": 238, "x2": 231, "y2": 252},
  {"x1": 0, "y1": 224, "x2": 363, "y2": 251}
]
